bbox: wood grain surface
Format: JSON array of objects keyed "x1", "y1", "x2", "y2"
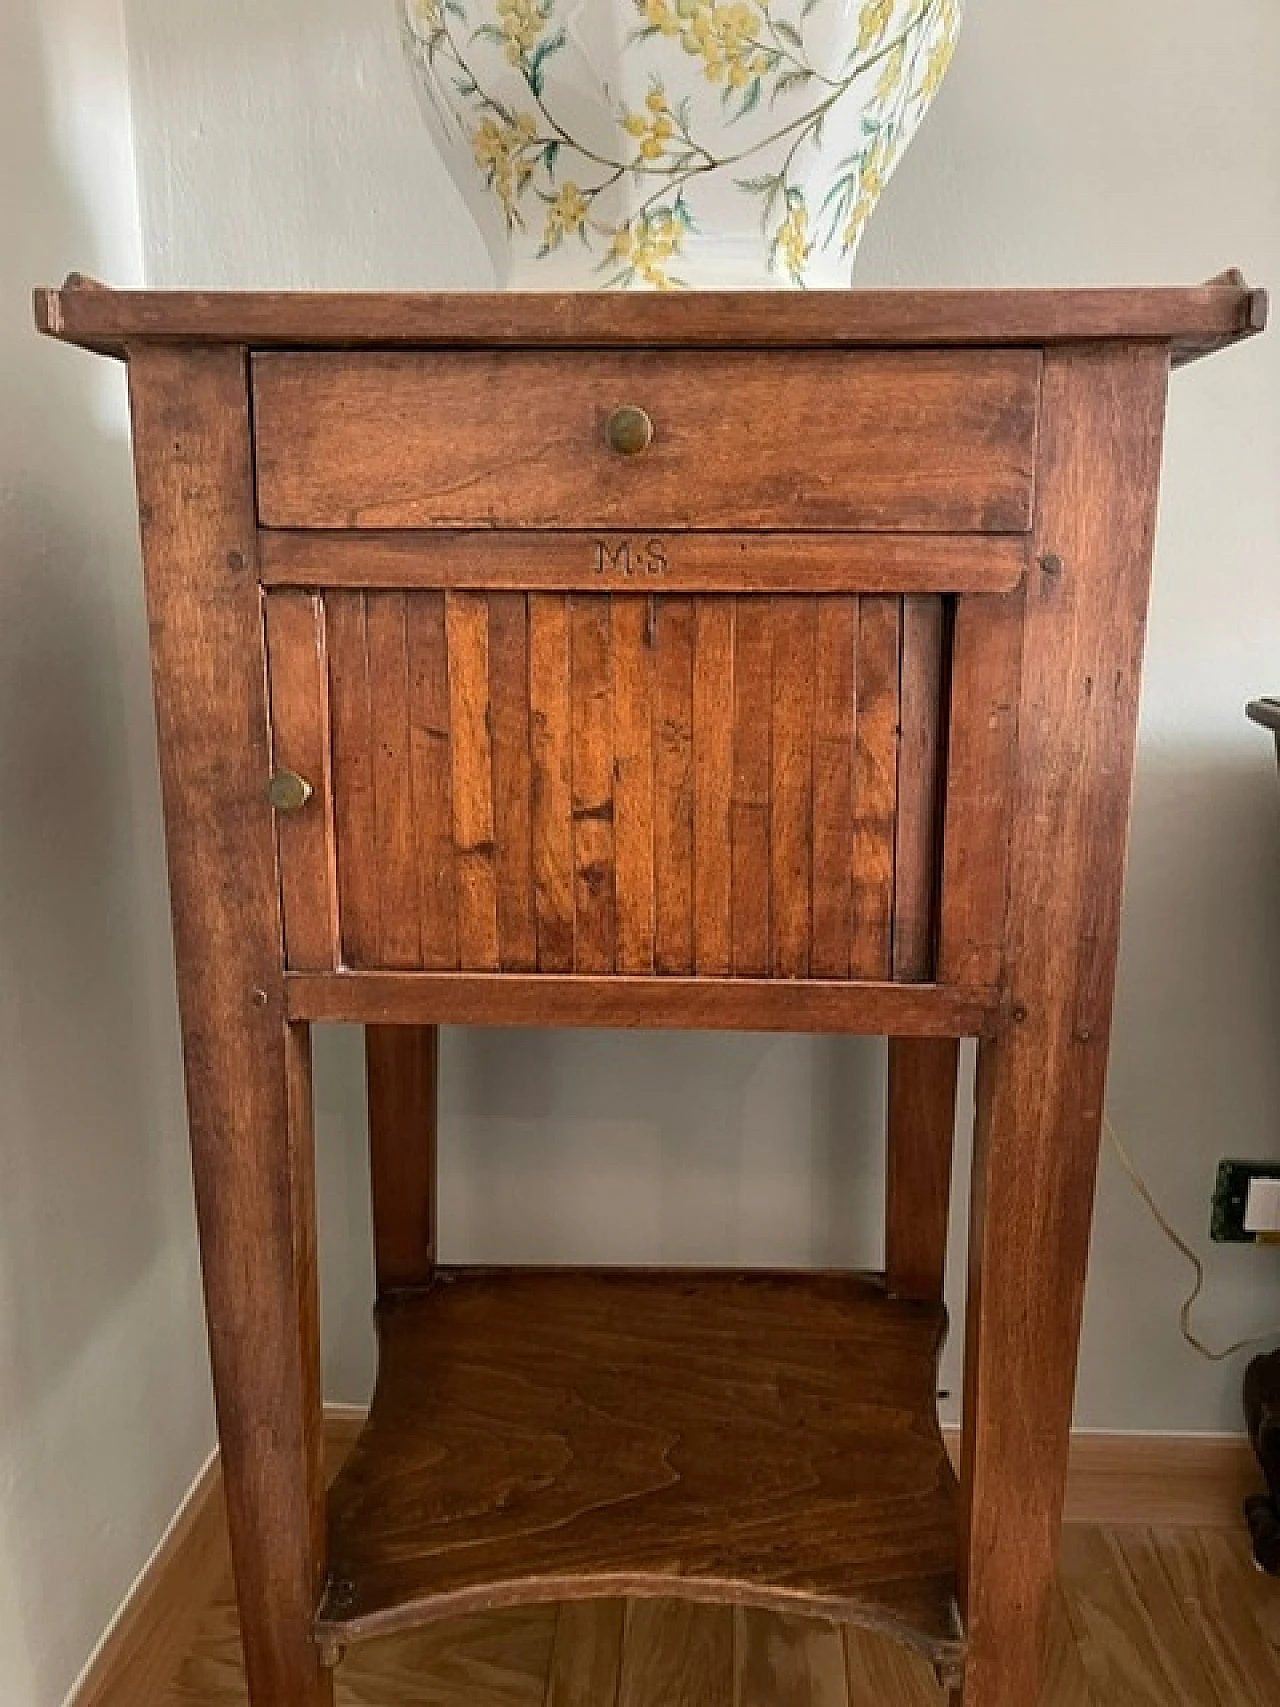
[
  {"x1": 285, "y1": 971, "x2": 997, "y2": 1034},
  {"x1": 849, "y1": 597, "x2": 901, "y2": 980},
  {"x1": 257, "y1": 529, "x2": 1030, "y2": 595},
  {"x1": 263, "y1": 591, "x2": 339, "y2": 970},
  {"x1": 160, "y1": 1527, "x2": 1280, "y2": 1707},
  {"x1": 934, "y1": 589, "x2": 1024, "y2": 989},
  {"x1": 37, "y1": 276, "x2": 1267, "y2": 363},
  {"x1": 78, "y1": 1412, "x2": 1277, "y2": 1707},
  {"x1": 316, "y1": 1269, "x2": 961, "y2": 1671},
  {"x1": 251, "y1": 350, "x2": 1039, "y2": 533},
  {"x1": 569, "y1": 594, "x2": 616, "y2": 972},
  {"x1": 958, "y1": 347, "x2": 1172, "y2": 1707},
  {"x1": 126, "y1": 347, "x2": 331, "y2": 1706},
  {"x1": 364, "y1": 1025, "x2": 437, "y2": 1295},
  {"x1": 297, "y1": 589, "x2": 947, "y2": 985},
  {"x1": 885, "y1": 1038, "x2": 961, "y2": 1304},
  {"x1": 809, "y1": 595, "x2": 859, "y2": 979},
  {"x1": 54, "y1": 286, "x2": 1255, "y2": 1707},
  {"x1": 893, "y1": 596, "x2": 947, "y2": 981}
]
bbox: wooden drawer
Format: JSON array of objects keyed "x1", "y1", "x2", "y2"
[
  {"x1": 265, "y1": 585, "x2": 969, "y2": 982},
  {"x1": 252, "y1": 350, "x2": 1040, "y2": 533}
]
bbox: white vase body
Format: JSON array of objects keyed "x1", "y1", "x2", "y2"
[{"x1": 400, "y1": 0, "x2": 962, "y2": 289}]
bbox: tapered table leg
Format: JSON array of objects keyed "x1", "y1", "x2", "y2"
[
  {"x1": 128, "y1": 346, "x2": 332, "y2": 1706},
  {"x1": 955, "y1": 343, "x2": 1169, "y2": 1704}
]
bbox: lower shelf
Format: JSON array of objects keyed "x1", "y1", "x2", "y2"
[{"x1": 317, "y1": 1268, "x2": 962, "y2": 1674}]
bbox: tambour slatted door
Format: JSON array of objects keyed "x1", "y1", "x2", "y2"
[{"x1": 264, "y1": 585, "x2": 962, "y2": 984}]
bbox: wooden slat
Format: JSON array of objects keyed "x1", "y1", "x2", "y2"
[
  {"x1": 731, "y1": 598, "x2": 773, "y2": 977},
  {"x1": 618, "y1": 1602, "x2": 733, "y2": 1707},
  {"x1": 335, "y1": 1606, "x2": 557, "y2": 1707},
  {"x1": 405, "y1": 591, "x2": 458, "y2": 970},
  {"x1": 1173, "y1": 1529, "x2": 1280, "y2": 1692},
  {"x1": 810, "y1": 596, "x2": 858, "y2": 980},
  {"x1": 487, "y1": 593, "x2": 537, "y2": 971},
  {"x1": 263, "y1": 592, "x2": 338, "y2": 970},
  {"x1": 1134, "y1": 1527, "x2": 1280, "y2": 1703},
  {"x1": 770, "y1": 596, "x2": 816, "y2": 980},
  {"x1": 544, "y1": 1601, "x2": 626, "y2": 1707},
  {"x1": 325, "y1": 591, "x2": 378, "y2": 968},
  {"x1": 365, "y1": 1026, "x2": 437, "y2": 1294},
  {"x1": 1042, "y1": 1586, "x2": 1103, "y2": 1707},
  {"x1": 252, "y1": 351, "x2": 1038, "y2": 533},
  {"x1": 40, "y1": 278, "x2": 1267, "y2": 363},
  {"x1": 692, "y1": 598, "x2": 735, "y2": 976},
  {"x1": 610, "y1": 598, "x2": 656, "y2": 974},
  {"x1": 893, "y1": 596, "x2": 945, "y2": 982},
  {"x1": 1056, "y1": 1528, "x2": 1222, "y2": 1706},
  {"x1": 850, "y1": 597, "x2": 901, "y2": 980},
  {"x1": 286, "y1": 972, "x2": 998, "y2": 1036},
  {"x1": 844, "y1": 1625, "x2": 944, "y2": 1707},
  {"x1": 258, "y1": 530, "x2": 1029, "y2": 595},
  {"x1": 885, "y1": 1038, "x2": 960, "y2": 1303},
  {"x1": 653, "y1": 596, "x2": 695, "y2": 974},
  {"x1": 528, "y1": 595, "x2": 574, "y2": 973},
  {"x1": 936, "y1": 590, "x2": 1025, "y2": 988},
  {"x1": 445, "y1": 592, "x2": 500, "y2": 970},
  {"x1": 569, "y1": 595, "x2": 615, "y2": 973},
  {"x1": 736, "y1": 1608, "x2": 848, "y2": 1707},
  {"x1": 365, "y1": 592, "x2": 419, "y2": 968}
]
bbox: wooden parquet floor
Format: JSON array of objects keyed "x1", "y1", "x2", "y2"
[{"x1": 165, "y1": 1526, "x2": 1280, "y2": 1707}]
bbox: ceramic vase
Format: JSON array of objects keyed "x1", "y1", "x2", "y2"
[{"x1": 399, "y1": 0, "x2": 962, "y2": 289}]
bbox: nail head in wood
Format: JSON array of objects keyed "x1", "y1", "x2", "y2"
[
  {"x1": 268, "y1": 769, "x2": 314, "y2": 813},
  {"x1": 605, "y1": 404, "x2": 654, "y2": 456}
]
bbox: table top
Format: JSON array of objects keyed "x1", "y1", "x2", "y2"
[{"x1": 34, "y1": 270, "x2": 1266, "y2": 366}]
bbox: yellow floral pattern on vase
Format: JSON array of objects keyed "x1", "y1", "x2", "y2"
[{"x1": 401, "y1": 0, "x2": 963, "y2": 289}]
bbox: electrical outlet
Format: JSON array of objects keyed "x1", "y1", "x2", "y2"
[{"x1": 1211, "y1": 1160, "x2": 1280, "y2": 1243}]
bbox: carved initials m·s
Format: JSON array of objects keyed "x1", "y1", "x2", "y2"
[
  {"x1": 595, "y1": 538, "x2": 633, "y2": 576},
  {"x1": 594, "y1": 537, "x2": 668, "y2": 577}
]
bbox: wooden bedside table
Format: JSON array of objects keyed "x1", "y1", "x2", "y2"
[{"x1": 35, "y1": 275, "x2": 1265, "y2": 1707}]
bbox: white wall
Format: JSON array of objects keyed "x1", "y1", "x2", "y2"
[
  {"x1": 122, "y1": 0, "x2": 1280, "y2": 1452},
  {"x1": 0, "y1": 5, "x2": 213, "y2": 1706}
]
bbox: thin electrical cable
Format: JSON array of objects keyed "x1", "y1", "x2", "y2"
[{"x1": 1105, "y1": 1117, "x2": 1280, "y2": 1363}]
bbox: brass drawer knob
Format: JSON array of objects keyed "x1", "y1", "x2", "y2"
[
  {"x1": 267, "y1": 769, "x2": 313, "y2": 812},
  {"x1": 605, "y1": 404, "x2": 654, "y2": 456}
]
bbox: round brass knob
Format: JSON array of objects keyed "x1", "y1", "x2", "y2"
[
  {"x1": 605, "y1": 404, "x2": 654, "y2": 456},
  {"x1": 267, "y1": 769, "x2": 313, "y2": 812}
]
